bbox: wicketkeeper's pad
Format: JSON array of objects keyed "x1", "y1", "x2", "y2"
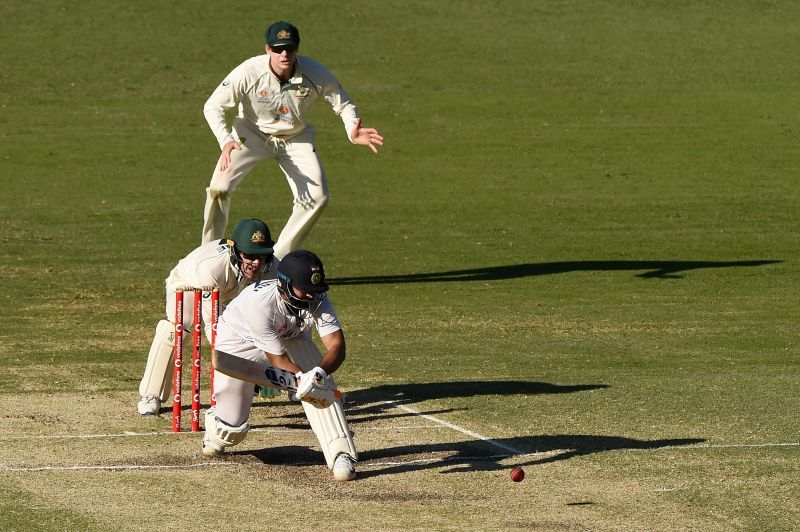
[{"x1": 139, "y1": 319, "x2": 177, "y2": 401}]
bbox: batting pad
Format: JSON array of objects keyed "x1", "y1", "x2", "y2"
[
  {"x1": 284, "y1": 334, "x2": 357, "y2": 469},
  {"x1": 203, "y1": 406, "x2": 249, "y2": 453},
  {"x1": 139, "y1": 320, "x2": 176, "y2": 401},
  {"x1": 301, "y1": 398, "x2": 357, "y2": 468}
]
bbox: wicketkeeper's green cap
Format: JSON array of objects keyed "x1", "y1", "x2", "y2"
[
  {"x1": 265, "y1": 21, "x2": 300, "y2": 48},
  {"x1": 231, "y1": 218, "x2": 274, "y2": 256}
]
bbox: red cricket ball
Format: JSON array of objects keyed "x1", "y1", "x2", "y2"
[{"x1": 510, "y1": 467, "x2": 525, "y2": 482}]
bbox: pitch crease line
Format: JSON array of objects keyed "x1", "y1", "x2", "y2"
[
  {"x1": 4, "y1": 443, "x2": 798, "y2": 474},
  {"x1": 636, "y1": 441, "x2": 800, "y2": 451},
  {"x1": 383, "y1": 400, "x2": 524, "y2": 454},
  {"x1": 0, "y1": 462, "x2": 234, "y2": 473},
  {"x1": 7, "y1": 425, "x2": 434, "y2": 441}
]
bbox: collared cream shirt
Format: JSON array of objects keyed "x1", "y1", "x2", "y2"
[{"x1": 204, "y1": 55, "x2": 359, "y2": 149}]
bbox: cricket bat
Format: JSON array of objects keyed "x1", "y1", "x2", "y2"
[{"x1": 212, "y1": 350, "x2": 342, "y2": 399}]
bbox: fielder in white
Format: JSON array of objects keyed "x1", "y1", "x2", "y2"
[
  {"x1": 201, "y1": 20, "x2": 384, "y2": 257},
  {"x1": 202, "y1": 250, "x2": 358, "y2": 481},
  {"x1": 137, "y1": 218, "x2": 278, "y2": 416}
]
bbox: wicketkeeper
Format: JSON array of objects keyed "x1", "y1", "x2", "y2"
[
  {"x1": 202, "y1": 250, "x2": 358, "y2": 481},
  {"x1": 137, "y1": 218, "x2": 278, "y2": 416}
]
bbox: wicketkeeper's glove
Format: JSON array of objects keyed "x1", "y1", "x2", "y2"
[{"x1": 254, "y1": 385, "x2": 282, "y2": 399}]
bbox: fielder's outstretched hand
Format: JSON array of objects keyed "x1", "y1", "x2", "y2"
[
  {"x1": 350, "y1": 118, "x2": 384, "y2": 154},
  {"x1": 219, "y1": 140, "x2": 242, "y2": 171}
]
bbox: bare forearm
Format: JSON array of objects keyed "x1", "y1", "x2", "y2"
[
  {"x1": 318, "y1": 330, "x2": 346, "y2": 374},
  {"x1": 265, "y1": 352, "x2": 302, "y2": 374}
]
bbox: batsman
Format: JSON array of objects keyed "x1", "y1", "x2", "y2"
[
  {"x1": 202, "y1": 250, "x2": 358, "y2": 481},
  {"x1": 137, "y1": 218, "x2": 278, "y2": 416}
]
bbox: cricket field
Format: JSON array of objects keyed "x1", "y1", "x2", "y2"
[{"x1": 1, "y1": 1, "x2": 798, "y2": 530}]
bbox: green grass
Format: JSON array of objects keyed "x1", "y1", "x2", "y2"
[
  {"x1": 0, "y1": 483, "x2": 105, "y2": 532},
  {"x1": 1, "y1": 1, "x2": 798, "y2": 530}
]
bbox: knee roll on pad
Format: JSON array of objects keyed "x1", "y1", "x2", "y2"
[{"x1": 203, "y1": 407, "x2": 249, "y2": 451}]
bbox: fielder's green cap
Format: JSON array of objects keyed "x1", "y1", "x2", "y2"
[
  {"x1": 265, "y1": 21, "x2": 300, "y2": 48},
  {"x1": 231, "y1": 218, "x2": 274, "y2": 256}
]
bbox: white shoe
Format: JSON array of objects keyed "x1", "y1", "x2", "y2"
[
  {"x1": 137, "y1": 395, "x2": 161, "y2": 416},
  {"x1": 201, "y1": 439, "x2": 224, "y2": 457},
  {"x1": 332, "y1": 453, "x2": 356, "y2": 481}
]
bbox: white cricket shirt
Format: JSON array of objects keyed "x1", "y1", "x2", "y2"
[
  {"x1": 204, "y1": 55, "x2": 359, "y2": 149},
  {"x1": 167, "y1": 239, "x2": 278, "y2": 305},
  {"x1": 215, "y1": 279, "x2": 341, "y2": 356}
]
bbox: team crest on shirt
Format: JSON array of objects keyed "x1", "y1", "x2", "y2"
[
  {"x1": 277, "y1": 106, "x2": 294, "y2": 125},
  {"x1": 256, "y1": 89, "x2": 272, "y2": 103},
  {"x1": 295, "y1": 86, "x2": 310, "y2": 100}
]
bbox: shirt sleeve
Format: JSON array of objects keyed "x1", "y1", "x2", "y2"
[
  {"x1": 313, "y1": 63, "x2": 360, "y2": 143},
  {"x1": 192, "y1": 246, "x2": 232, "y2": 292},
  {"x1": 313, "y1": 298, "x2": 342, "y2": 337},
  {"x1": 336, "y1": 100, "x2": 360, "y2": 143},
  {"x1": 203, "y1": 62, "x2": 250, "y2": 149}
]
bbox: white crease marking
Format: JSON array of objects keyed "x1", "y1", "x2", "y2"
[{"x1": 383, "y1": 400, "x2": 524, "y2": 454}]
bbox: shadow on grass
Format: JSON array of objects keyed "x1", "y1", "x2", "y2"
[
  {"x1": 240, "y1": 380, "x2": 685, "y2": 477},
  {"x1": 343, "y1": 380, "x2": 608, "y2": 418},
  {"x1": 328, "y1": 259, "x2": 781, "y2": 283},
  {"x1": 234, "y1": 433, "x2": 705, "y2": 478},
  {"x1": 348, "y1": 380, "x2": 605, "y2": 404},
  {"x1": 248, "y1": 380, "x2": 608, "y2": 428},
  {"x1": 355, "y1": 433, "x2": 707, "y2": 478}
]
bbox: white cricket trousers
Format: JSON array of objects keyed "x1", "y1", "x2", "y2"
[
  {"x1": 212, "y1": 333, "x2": 357, "y2": 468},
  {"x1": 201, "y1": 118, "x2": 330, "y2": 259}
]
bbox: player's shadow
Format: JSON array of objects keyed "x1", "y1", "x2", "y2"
[
  {"x1": 344, "y1": 381, "x2": 608, "y2": 420},
  {"x1": 248, "y1": 380, "x2": 608, "y2": 428},
  {"x1": 233, "y1": 433, "x2": 705, "y2": 478},
  {"x1": 353, "y1": 433, "x2": 707, "y2": 478},
  {"x1": 238, "y1": 381, "x2": 705, "y2": 477},
  {"x1": 328, "y1": 259, "x2": 780, "y2": 283}
]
